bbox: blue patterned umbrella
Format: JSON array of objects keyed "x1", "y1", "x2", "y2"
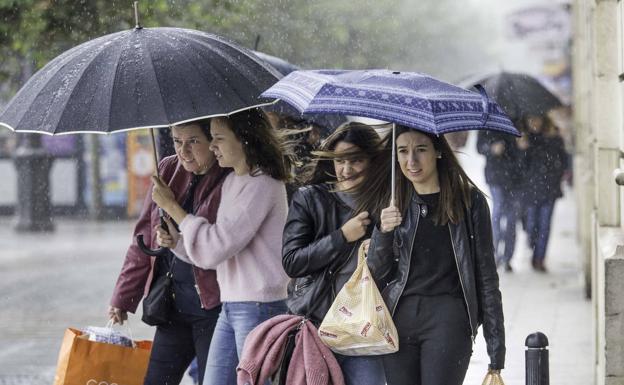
[
  {"x1": 262, "y1": 69, "x2": 519, "y2": 204},
  {"x1": 261, "y1": 69, "x2": 519, "y2": 137}
]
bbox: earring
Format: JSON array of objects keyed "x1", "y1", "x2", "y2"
[{"x1": 436, "y1": 154, "x2": 442, "y2": 159}]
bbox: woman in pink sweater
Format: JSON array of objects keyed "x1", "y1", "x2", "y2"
[{"x1": 152, "y1": 109, "x2": 292, "y2": 385}]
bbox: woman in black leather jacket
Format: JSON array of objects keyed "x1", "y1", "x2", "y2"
[
  {"x1": 282, "y1": 122, "x2": 387, "y2": 385},
  {"x1": 366, "y1": 126, "x2": 505, "y2": 385}
]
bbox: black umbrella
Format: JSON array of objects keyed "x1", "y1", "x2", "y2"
[
  {"x1": 460, "y1": 71, "x2": 562, "y2": 121},
  {"x1": 0, "y1": 13, "x2": 281, "y2": 255},
  {"x1": 0, "y1": 27, "x2": 280, "y2": 135}
]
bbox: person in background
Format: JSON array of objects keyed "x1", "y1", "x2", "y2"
[
  {"x1": 109, "y1": 120, "x2": 228, "y2": 385},
  {"x1": 366, "y1": 126, "x2": 505, "y2": 385},
  {"x1": 522, "y1": 114, "x2": 569, "y2": 272},
  {"x1": 151, "y1": 109, "x2": 292, "y2": 385},
  {"x1": 282, "y1": 122, "x2": 387, "y2": 385},
  {"x1": 477, "y1": 126, "x2": 526, "y2": 272}
]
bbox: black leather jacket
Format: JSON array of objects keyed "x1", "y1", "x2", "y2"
[
  {"x1": 367, "y1": 189, "x2": 505, "y2": 369},
  {"x1": 282, "y1": 184, "x2": 366, "y2": 324}
]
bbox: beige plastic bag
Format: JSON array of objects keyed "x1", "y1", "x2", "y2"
[
  {"x1": 318, "y1": 242, "x2": 399, "y2": 355},
  {"x1": 481, "y1": 370, "x2": 505, "y2": 385}
]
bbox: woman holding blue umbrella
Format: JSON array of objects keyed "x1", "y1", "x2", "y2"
[
  {"x1": 263, "y1": 69, "x2": 511, "y2": 384},
  {"x1": 363, "y1": 126, "x2": 505, "y2": 385}
]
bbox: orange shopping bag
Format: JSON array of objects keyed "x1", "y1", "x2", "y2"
[{"x1": 53, "y1": 327, "x2": 152, "y2": 385}]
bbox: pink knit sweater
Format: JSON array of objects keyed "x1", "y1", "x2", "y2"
[{"x1": 176, "y1": 172, "x2": 289, "y2": 302}]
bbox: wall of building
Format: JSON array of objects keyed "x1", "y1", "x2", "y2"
[{"x1": 573, "y1": 1, "x2": 624, "y2": 384}]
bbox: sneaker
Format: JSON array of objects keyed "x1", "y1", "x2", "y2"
[{"x1": 504, "y1": 262, "x2": 513, "y2": 272}]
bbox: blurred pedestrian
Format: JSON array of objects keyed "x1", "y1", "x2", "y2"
[
  {"x1": 366, "y1": 127, "x2": 505, "y2": 385},
  {"x1": 522, "y1": 115, "x2": 569, "y2": 272},
  {"x1": 282, "y1": 122, "x2": 387, "y2": 385},
  {"x1": 109, "y1": 120, "x2": 228, "y2": 385},
  {"x1": 151, "y1": 109, "x2": 292, "y2": 385},
  {"x1": 477, "y1": 126, "x2": 526, "y2": 271}
]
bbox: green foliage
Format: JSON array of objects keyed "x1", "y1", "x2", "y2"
[{"x1": 0, "y1": 0, "x2": 496, "y2": 104}]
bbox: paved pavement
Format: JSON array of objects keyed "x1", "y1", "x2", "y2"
[{"x1": 0, "y1": 133, "x2": 592, "y2": 384}]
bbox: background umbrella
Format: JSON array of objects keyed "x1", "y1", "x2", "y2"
[
  {"x1": 261, "y1": 69, "x2": 519, "y2": 204},
  {"x1": 0, "y1": 8, "x2": 280, "y2": 253},
  {"x1": 459, "y1": 71, "x2": 563, "y2": 121},
  {"x1": 252, "y1": 50, "x2": 300, "y2": 76}
]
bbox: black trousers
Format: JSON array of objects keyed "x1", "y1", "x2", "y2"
[
  {"x1": 383, "y1": 294, "x2": 472, "y2": 385},
  {"x1": 143, "y1": 306, "x2": 220, "y2": 385}
]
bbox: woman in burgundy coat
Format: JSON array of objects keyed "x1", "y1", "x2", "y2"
[{"x1": 108, "y1": 120, "x2": 229, "y2": 385}]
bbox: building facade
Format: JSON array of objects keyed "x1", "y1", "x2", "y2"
[{"x1": 573, "y1": 1, "x2": 624, "y2": 384}]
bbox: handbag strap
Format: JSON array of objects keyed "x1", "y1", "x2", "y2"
[{"x1": 304, "y1": 241, "x2": 359, "y2": 319}]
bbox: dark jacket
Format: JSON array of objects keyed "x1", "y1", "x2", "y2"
[
  {"x1": 523, "y1": 133, "x2": 568, "y2": 204},
  {"x1": 110, "y1": 155, "x2": 229, "y2": 312},
  {"x1": 367, "y1": 188, "x2": 505, "y2": 369},
  {"x1": 477, "y1": 130, "x2": 526, "y2": 190},
  {"x1": 282, "y1": 184, "x2": 367, "y2": 324}
]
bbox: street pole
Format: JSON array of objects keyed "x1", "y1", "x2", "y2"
[
  {"x1": 12, "y1": 133, "x2": 54, "y2": 232},
  {"x1": 12, "y1": 53, "x2": 55, "y2": 232}
]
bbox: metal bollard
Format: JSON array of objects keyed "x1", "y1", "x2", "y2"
[{"x1": 525, "y1": 332, "x2": 549, "y2": 385}]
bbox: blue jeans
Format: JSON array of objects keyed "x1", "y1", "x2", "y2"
[
  {"x1": 335, "y1": 354, "x2": 386, "y2": 385},
  {"x1": 490, "y1": 185, "x2": 519, "y2": 264},
  {"x1": 202, "y1": 300, "x2": 288, "y2": 385},
  {"x1": 525, "y1": 200, "x2": 555, "y2": 262}
]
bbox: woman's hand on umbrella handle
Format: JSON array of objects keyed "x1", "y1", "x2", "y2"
[
  {"x1": 341, "y1": 211, "x2": 371, "y2": 243},
  {"x1": 380, "y1": 206, "x2": 402, "y2": 233},
  {"x1": 151, "y1": 176, "x2": 176, "y2": 210},
  {"x1": 155, "y1": 217, "x2": 180, "y2": 248},
  {"x1": 108, "y1": 306, "x2": 127, "y2": 325}
]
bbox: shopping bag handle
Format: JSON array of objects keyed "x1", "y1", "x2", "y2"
[
  {"x1": 104, "y1": 319, "x2": 137, "y2": 348},
  {"x1": 357, "y1": 241, "x2": 368, "y2": 264}
]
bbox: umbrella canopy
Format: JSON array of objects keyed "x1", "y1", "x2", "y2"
[
  {"x1": 262, "y1": 69, "x2": 520, "y2": 205},
  {"x1": 0, "y1": 27, "x2": 281, "y2": 135},
  {"x1": 261, "y1": 69, "x2": 520, "y2": 137},
  {"x1": 460, "y1": 71, "x2": 563, "y2": 121},
  {"x1": 250, "y1": 52, "x2": 346, "y2": 132}
]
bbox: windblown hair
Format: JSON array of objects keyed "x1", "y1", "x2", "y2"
[
  {"x1": 300, "y1": 122, "x2": 388, "y2": 215},
  {"x1": 214, "y1": 109, "x2": 294, "y2": 182},
  {"x1": 354, "y1": 126, "x2": 479, "y2": 225}
]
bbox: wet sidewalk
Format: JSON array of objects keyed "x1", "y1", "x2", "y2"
[
  {"x1": 463, "y1": 188, "x2": 592, "y2": 385},
  {"x1": 458, "y1": 134, "x2": 592, "y2": 385}
]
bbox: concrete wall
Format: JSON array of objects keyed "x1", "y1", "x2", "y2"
[{"x1": 573, "y1": 1, "x2": 624, "y2": 384}]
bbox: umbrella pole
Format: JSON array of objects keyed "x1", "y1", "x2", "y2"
[
  {"x1": 391, "y1": 123, "x2": 396, "y2": 207},
  {"x1": 149, "y1": 127, "x2": 160, "y2": 178}
]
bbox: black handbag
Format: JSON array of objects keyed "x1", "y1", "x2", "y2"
[{"x1": 141, "y1": 255, "x2": 176, "y2": 326}]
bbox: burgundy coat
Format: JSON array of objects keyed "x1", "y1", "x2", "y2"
[{"x1": 110, "y1": 155, "x2": 229, "y2": 313}]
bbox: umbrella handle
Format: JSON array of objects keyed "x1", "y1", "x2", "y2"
[
  {"x1": 136, "y1": 234, "x2": 170, "y2": 257},
  {"x1": 136, "y1": 211, "x2": 171, "y2": 257},
  {"x1": 474, "y1": 84, "x2": 490, "y2": 125},
  {"x1": 391, "y1": 123, "x2": 396, "y2": 207}
]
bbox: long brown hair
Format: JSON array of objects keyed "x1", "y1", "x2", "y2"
[
  {"x1": 301, "y1": 122, "x2": 387, "y2": 214},
  {"x1": 355, "y1": 126, "x2": 478, "y2": 225},
  {"x1": 216, "y1": 109, "x2": 294, "y2": 182}
]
